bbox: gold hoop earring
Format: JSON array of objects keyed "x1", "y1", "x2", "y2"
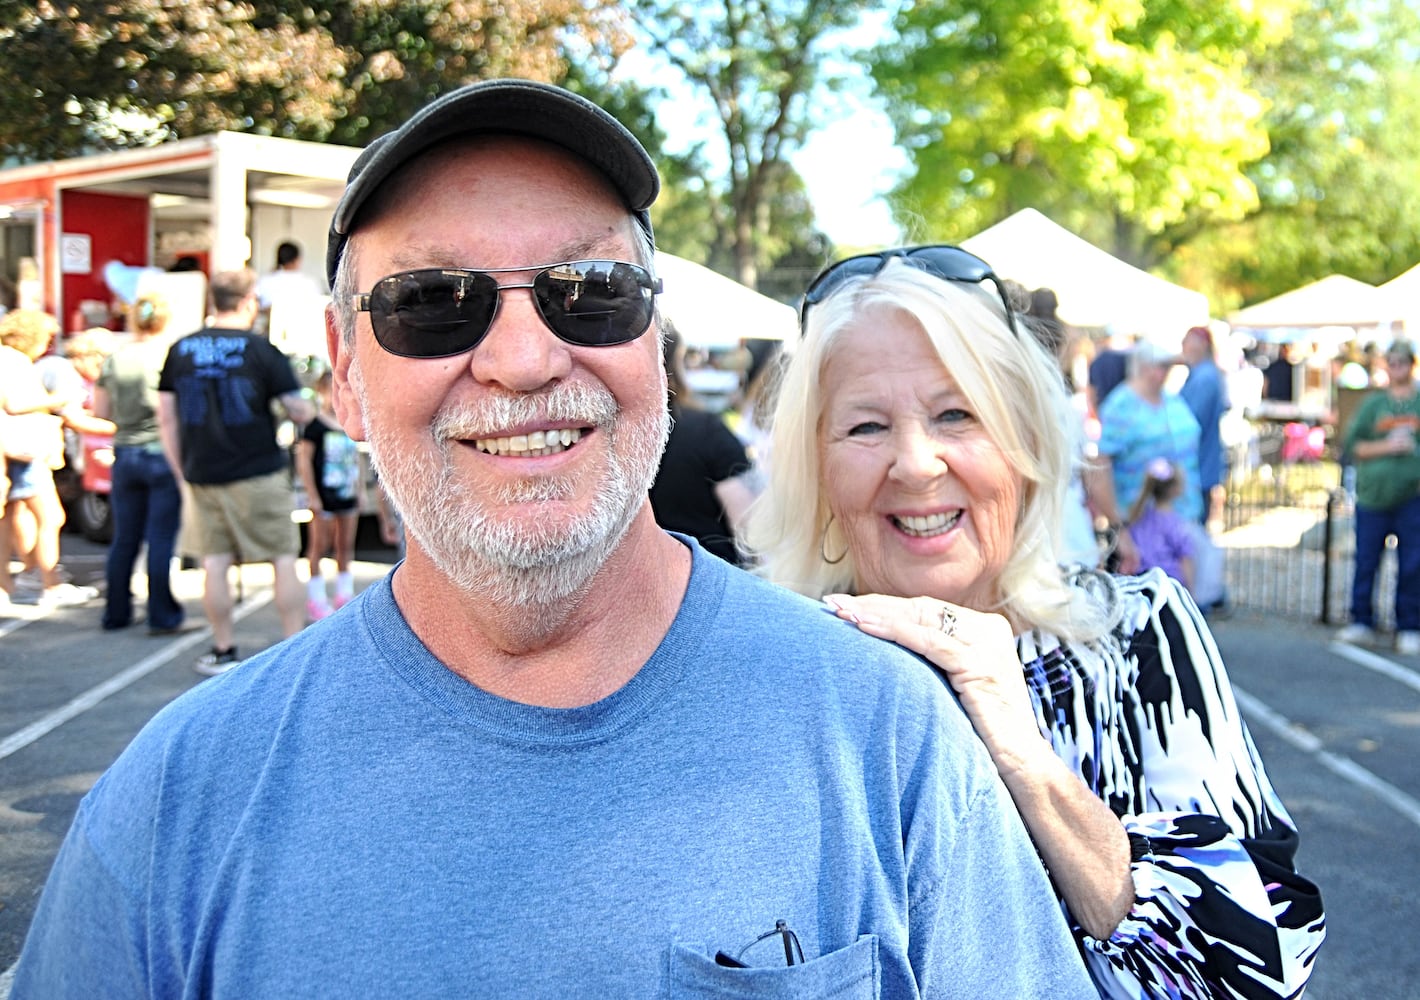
[{"x1": 820, "y1": 513, "x2": 848, "y2": 565}]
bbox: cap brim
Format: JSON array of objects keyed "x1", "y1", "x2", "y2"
[{"x1": 326, "y1": 79, "x2": 660, "y2": 284}]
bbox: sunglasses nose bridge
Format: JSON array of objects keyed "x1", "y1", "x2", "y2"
[{"x1": 468, "y1": 281, "x2": 575, "y2": 390}]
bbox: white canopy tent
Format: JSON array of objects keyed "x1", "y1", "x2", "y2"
[
  {"x1": 1229, "y1": 274, "x2": 1393, "y2": 337},
  {"x1": 654, "y1": 251, "x2": 797, "y2": 349},
  {"x1": 1379, "y1": 263, "x2": 1420, "y2": 337},
  {"x1": 960, "y1": 208, "x2": 1210, "y2": 343}
]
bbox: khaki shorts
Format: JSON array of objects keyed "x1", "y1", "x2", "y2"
[{"x1": 188, "y1": 470, "x2": 300, "y2": 562}]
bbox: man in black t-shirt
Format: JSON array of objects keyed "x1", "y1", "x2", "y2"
[{"x1": 157, "y1": 268, "x2": 315, "y2": 675}]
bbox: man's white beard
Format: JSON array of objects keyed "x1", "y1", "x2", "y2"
[{"x1": 352, "y1": 362, "x2": 669, "y2": 611}]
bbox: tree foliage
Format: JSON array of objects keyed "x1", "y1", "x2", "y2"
[
  {"x1": 1175, "y1": 0, "x2": 1420, "y2": 308},
  {"x1": 0, "y1": 1, "x2": 632, "y2": 160},
  {"x1": 871, "y1": 0, "x2": 1420, "y2": 308},
  {"x1": 871, "y1": 0, "x2": 1292, "y2": 268},
  {"x1": 629, "y1": 0, "x2": 873, "y2": 287}
]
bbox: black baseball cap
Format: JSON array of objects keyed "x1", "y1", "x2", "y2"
[{"x1": 325, "y1": 79, "x2": 660, "y2": 285}]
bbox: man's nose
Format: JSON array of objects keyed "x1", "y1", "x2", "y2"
[{"x1": 465, "y1": 286, "x2": 573, "y2": 392}]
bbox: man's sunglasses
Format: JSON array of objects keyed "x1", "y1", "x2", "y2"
[
  {"x1": 798, "y1": 245, "x2": 1017, "y2": 337},
  {"x1": 355, "y1": 260, "x2": 662, "y2": 359}
]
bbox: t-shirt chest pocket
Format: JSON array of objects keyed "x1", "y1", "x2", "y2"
[{"x1": 660, "y1": 934, "x2": 880, "y2": 999}]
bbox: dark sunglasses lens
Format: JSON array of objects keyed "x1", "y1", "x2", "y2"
[
  {"x1": 907, "y1": 246, "x2": 989, "y2": 282},
  {"x1": 368, "y1": 269, "x2": 498, "y2": 358},
  {"x1": 533, "y1": 260, "x2": 656, "y2": 346},
  {"x1": 803, "y1": 255, "x2": 887, "y2": 309}
]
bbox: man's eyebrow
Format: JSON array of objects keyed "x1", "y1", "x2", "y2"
[{"x1": 382, "y1": 235, "x2": 635, "y2": 273}]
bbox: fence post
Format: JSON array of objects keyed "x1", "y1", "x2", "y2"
[{"x1": 1320, "y1": 488, "x2": 1342, "y2": 624}]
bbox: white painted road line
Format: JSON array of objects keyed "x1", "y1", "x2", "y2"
[
  {"x1": 1234, "y1": 685, "x2": 1420, "y2": 830},
  {"x1": 1329, "y1": 640, "x2": 1420, "y2": 696},
  {"x1": 0, "y1": 590, "x2": 272, "y2": 763}
]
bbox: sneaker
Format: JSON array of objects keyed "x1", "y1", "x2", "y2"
[
  {"x1": 194, "y1": 647, "x2": 241, "y2": 676},
  {"x1": 332, "y1": 592, "x2": 352, "y2": 611},
  {"x1": 307, "y1": 599, "x2": 333, "y2": 622},
  {"x1": 1336, "y1": 623, "x2": 1377, "y2": 645},
  {"x1": 11, "y1": 576, "x2": 42, "y2": 604},
  {"x1": 17, "y1": 566, "x2": 70, "y2": 588},
  {"x1": 40, "y1": 583, "x2": 99, "y2": 607},
  {"x1": 1398, "y1": 631, "x2": 1420, "y2": 656}
]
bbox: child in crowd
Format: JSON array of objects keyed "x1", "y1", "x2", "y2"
[
  {"x1": 295, "y1": 371, "x2": 362, "y2": 620},
  {"x1": 1127, "y1": 457, "x2": 1196, "y2": 594}
]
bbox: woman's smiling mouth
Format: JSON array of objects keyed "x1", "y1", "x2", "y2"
[{"x1": 892, "y1": 511, "x2": 961, "y2": 537}]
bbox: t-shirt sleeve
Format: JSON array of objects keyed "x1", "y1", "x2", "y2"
[
  {"x1": 907, "y1": 779, "x2": 1098, "y2": 998},
  {"x1": 261, "y1": 340, "x2": 302, "y2": 398},
  {"x1": 11, "y1": 802, "x2": 150, "y2": 998},
  {"x1": 1342, "y1": 392, "x2": 1381, "y2": 454},
  {"x1": 898, "y1": 683, "x2": 1097, "y2": 998},
  {"x1": 156, "y1": 342, "x2": 180, "y2": 394},
  {"x1": 301, "y1": 416, "x2": 323, "y2": 445},
  {"x1": 1095, "y1": 392, "x2": 1128, "y2": 458},
  {"x1": 702, "y1": 416, "x2": 752, "y2": 483},
  {"x1": 1167, "y1": 515, "x2": 1196, "y2": 562}
]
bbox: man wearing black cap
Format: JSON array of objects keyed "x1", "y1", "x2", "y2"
[{"x1": 14, "y1": 80, "x2": 1094, "y2": 997}]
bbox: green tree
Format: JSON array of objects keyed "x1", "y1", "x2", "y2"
[
  {"x1": 0, "y1": 1, "x2": 631, "y2": 160},
  {"x1": 871, "y1": 0, "x2": 1292, "y2": 269},
  {"x1": 1175, "y1": 0, "x2": 1420, "y2": 309},
  {"x1": 630, "y1": 0, "x2": 876, "y2": 288}
]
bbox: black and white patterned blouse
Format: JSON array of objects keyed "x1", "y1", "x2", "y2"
[{"x1": 1017, "y1": 570, "x2": 1324, "y2": 998}]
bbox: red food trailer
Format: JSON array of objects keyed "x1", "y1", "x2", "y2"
[{"x1": 0, "y1": 132, "x2": 361, "y2": 538}]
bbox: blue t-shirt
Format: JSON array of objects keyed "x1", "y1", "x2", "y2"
[
  {"x1": 1098, "y1": 387, "x2": 1204, "y2": 523},
  {"x1": 14, "y1": 539, "x2": 1094, "y2": 999},
  {"x1": 1180, "y1": 359, "x2": 1230, "y2": 492}
]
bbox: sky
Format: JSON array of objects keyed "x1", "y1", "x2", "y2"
[
  {"x1": 789, "y1": 101, "x2": 906, "y2": 248},
  {"x1": 617, "y1": 15, "x2": 907, "y2": 250}
]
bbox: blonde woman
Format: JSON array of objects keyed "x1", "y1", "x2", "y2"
[
  {"x1": 744, "y1": 247, "x2": 1324, "y2": 998},
  {"x1": 0, "y1": 309, "x2": 96, "y2": 606}
]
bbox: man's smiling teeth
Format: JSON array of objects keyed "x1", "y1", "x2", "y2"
[
  {"x1": 894, "y1": 511, "x2": 960, "y2": 537},
  {"x1": 474, "y1": 428, "x2": 583, "y2": 456}
]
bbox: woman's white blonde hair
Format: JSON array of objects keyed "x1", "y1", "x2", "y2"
[{"x1": 740, "y1": 261, "x2": 1115, "y2": 642}]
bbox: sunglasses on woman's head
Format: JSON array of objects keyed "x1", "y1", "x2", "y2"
[
  {"x1": 355, "y1": 259, "x2": 662, "y2": 359},
  {"x1": 798, "y1": 245, "x2": 1018, "y2": 338}
]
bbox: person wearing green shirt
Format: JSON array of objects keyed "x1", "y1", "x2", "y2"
[{"x1": 1339, "y1": 339, "x2": 1420, "y2": 653}]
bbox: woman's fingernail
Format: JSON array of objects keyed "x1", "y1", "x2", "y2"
[{"x1": 823, "y1": 594, "x2": 860, "y2": 624}]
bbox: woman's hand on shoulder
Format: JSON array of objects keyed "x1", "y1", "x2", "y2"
[{"x1": 822, "y1": 593, "x2": 1053, "y2": 778}]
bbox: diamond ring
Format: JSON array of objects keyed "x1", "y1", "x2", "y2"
[{"x1": 939, "y1": 605, "x2": 958, "y2": 638}]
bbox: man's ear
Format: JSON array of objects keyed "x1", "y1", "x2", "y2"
[{"x1": 327, "y1": 304, "x2": 368, "y2": 442}]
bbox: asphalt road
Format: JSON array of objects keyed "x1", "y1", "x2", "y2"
[{"x1": 2, "y1": 533, "x2": 1418, "y2": 997}]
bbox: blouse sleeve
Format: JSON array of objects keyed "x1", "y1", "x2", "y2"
[{"x1": 1073, "y1": 573, "x2": 1325, "y2": 999}]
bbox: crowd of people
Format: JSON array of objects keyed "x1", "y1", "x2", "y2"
[
  {"x1": 0, "y1": 246, "x2": 358, "y2": 670},
  {"x1": 8, "y1": 79, "x2": 1330, "y2": 997}
]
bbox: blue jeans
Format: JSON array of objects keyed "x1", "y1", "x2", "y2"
[
  {"x1": 1350, "y1": 494, "x2": 1420, "y2": 631},
  {"x1": 103, "y1": 447, "x2": 184, "y2": 630}
]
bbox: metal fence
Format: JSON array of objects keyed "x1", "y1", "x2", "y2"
[{"x1": 1220, "y1": 422, "x2": 1395, "y2": 629}]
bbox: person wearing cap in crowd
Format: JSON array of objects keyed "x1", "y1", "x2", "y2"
[
  {"x1": 12, "y1": 80, "x2": 1096, "y2": 997},
  {"x1": 1337, "y1": 339, "x2": 1420, "y2": 655},
  {"x1": 1086, "y1": 339, "x2": 1202, "y2": 572}
]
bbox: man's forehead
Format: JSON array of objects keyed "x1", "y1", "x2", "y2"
[{"x1": 368, "y1": 135, "x2": 629, "y2": 222}]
